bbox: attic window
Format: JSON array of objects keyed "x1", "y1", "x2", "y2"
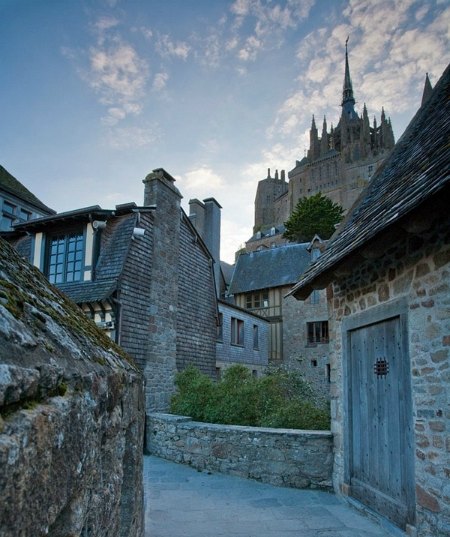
[{"x1": 46, "y1": 231, "x2": 84, "y2": 284}]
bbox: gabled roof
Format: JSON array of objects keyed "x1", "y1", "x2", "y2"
[
  {"x1": 289, "y1": 63, "x2": 450, "y2": 300},
  {"x1": 229, "y1": 243, "x2": 312, "y2": 294},
  {"x1": 0, "y1": 165, "x2": 55, "y2": 215}
]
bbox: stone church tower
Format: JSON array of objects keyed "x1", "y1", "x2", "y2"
[{"x1": 252, "y1": 41, "x2": 396, "y2": 243}]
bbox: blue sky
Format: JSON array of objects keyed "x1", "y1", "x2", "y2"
[{"x1": 1, "y1": 0, "x2": 448, "y2": 263}]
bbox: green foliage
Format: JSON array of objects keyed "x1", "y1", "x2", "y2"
[
  {"x1": 170, "y1": 366, "x2": 217, "y2": 422},
  {"x1": 170, "y1": 365, "x2": 330, "y2": 430},
  {"x1": 283, "y1": 193, "x2": 344, "y2": 243}
]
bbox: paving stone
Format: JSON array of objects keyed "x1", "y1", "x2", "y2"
[{"x1": 144, "y1": 455, "x2": 400, "y2": 537}]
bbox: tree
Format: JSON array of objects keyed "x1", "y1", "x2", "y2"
[{"x1": 283, "y1": 192, "x2": 344, "y2": 242}]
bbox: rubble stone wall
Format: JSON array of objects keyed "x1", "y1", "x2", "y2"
[
  {"x1": 0, "y1": 239, "x2": 144, "y2": 537},
  {"x1": 148, "y1": 412, "x2": 333, "y2": 490},
  {"x1": 329, "y1": 210, "x2": 450, "y2": 537}
]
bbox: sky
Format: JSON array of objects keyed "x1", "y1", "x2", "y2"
[{"x1": 1, "y1": 0, "x2": 448, "y2": 263}]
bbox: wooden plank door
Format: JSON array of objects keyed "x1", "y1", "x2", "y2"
[{"x1": 347, "y1": 314, "x2": 415, "y2": 529}]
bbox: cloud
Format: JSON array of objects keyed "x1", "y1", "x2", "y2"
[
  {"x1": 103, "y1": 124, "x2": 160, "y2": 149},
  {"x1": 156, "y1": 34, "x2": 191, "y2": 60},
  {"x1": 153, "y1": 72, "x2": 169, "y2": 91},
  {"x1": 180, "y1": 167, "x2": 225, "y2": 199},
  {"x1": 88, "y1": 41, "x2": 149, "y2": 124},
  {"x1": 230, "y1": 0, "x2": 315, "y2": 62},
  {"x1": 238, "y1": 35, "x2": 262, "y2": 61}
]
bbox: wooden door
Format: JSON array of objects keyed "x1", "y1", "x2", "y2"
[{"x1": 346, "y1": 311, "x2": 415, "y2": 529}]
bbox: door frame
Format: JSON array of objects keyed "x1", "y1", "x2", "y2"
[{"x1": 342, "y1": 297, "x2": 416, "y2": 527}]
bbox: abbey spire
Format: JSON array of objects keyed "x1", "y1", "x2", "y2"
[{"x1": 341, "y1": 37, "x2": 358, "y2": 120}]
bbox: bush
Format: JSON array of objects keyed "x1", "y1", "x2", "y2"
[{"x1": 170, "y1": 364, "x2": 330, "y2": 430}]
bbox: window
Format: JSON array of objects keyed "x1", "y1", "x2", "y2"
[
  {"x1": 19, "y1": 208, "x2": 32, "y2": 221},
  {"x1": 231, "y1": 317, "x2": 244, "y2": 346},
  {"x1": 253, "y1": 325, "x2": 259, "y2": 350},
  {"x1": 46, "y1": 231, "x2": 84, "y2": 284},
  {"x1": 217, "y1": 313, "x2": 223, "y2": 342},
  {"x1": 245, "y1": 290, "x2": 269, "y2": 310},
  {"x1": 1, "y1": 201, "x2": 16, "y2": 230},
  {"x1": 311, "y1": 359, "x2": 318, "y2": 367},
  {"x1": 307, "y1": 321, "x2": 329, "y2": 344}
]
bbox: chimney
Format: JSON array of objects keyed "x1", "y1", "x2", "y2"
[
  {"x1": 281, "y1": 170, "x2": 286, "y2": 182},
  {"x1": 202, "y1": 198, "x2": 222, "y2": 296},
  {"x1": 142, "y1": 168, "x2": 182, "y2": 413},
  {"x1": 188, "y1": 199, "x2": 205, "y2": 237}
]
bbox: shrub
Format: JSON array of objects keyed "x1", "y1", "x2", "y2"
[
  {"x1": 170, "y1": 366, "x2": 216, "y2": 422},
  {"x1": 170, "y1": 364, "x2": 330, "y2": 430}
]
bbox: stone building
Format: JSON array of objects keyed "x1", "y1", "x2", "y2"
[
  {"x1": 289, "y1": 64, "x2": 449, "y2": 536},
  {"x1": 228, "y1": 239, "x2": 330, "y2": 397},
  {"x1": 252, "y1": 42, "x2": 395, "y2": 246},
  {"x1": 216, "y1": 300, "x2": 269, "y2": 378},
  {"x1": 0, "y1": 164, "x2": 55, "y2": 230},
  {"x1": 0, "y1": 238, "x2": 144, "y2": 537},
  {"x1": 5, "y1": 168, "x2": 218, "y2": 416}
]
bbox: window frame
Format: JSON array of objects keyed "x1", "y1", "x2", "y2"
[
  {"x1": 307, "y1": 321, "x2": 329, "y2": 345},
  {"x1": 45, "y1": 228, "x2": 85, "y2": 284},
  {"x1": 253, "y1": 324, "x2": 259, "y2": 350},
  {"x1": 231, "y1": 317, "x2": 244, "y2": 346}
]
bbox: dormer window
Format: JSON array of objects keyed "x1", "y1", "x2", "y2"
[{"x1": 46, "y1": 231, "x2": 84, "y2": 284}]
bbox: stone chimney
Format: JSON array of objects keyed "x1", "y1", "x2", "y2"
[
  {"x1": 142, "y1": 168, "x2": 182, "y2": 412},
  {"x1": 189, "y1": 197, "x2": 222, "y2": 296}
]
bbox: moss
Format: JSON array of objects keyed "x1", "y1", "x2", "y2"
[
  {"x1": 0, "y1": 279, "x2": 26, "y2": 318},
  {"x1": 0, "y1": 239, "x2": 138, "y2": 371},
  {"x1": 0, "y1": 380, "x2": 69, "y2": 419},
  {"x1": 93, "y1": 356, "x2": 107, "y2": 366}
]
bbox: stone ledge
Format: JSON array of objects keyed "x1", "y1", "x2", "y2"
[{"x1": 147, "y1": 413, "x2": 333, "y2": 491}]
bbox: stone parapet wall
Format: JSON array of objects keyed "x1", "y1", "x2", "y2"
[{"x1": 147, "y1": 413, "x2": 333, "y2": 490}]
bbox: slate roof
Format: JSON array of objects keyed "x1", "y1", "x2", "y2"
[
  {"x1": 228, "y1": 243, "x2": 312, "y2": 294},
  {"x1": 0, "y1": 165, "x2": 55, "y2": 214},
  {"x1": 289, "y1": 63, "x2": 450, "y2": 300},
  {"x1": 94, "y1": 214, "x2": 136, "y2": 280},
  {"x1": 58, "y1": 279, "x2": 118, "y2": 304},
  {"x1": 13, "y1": 206, "x2": 113, "y2": 231}
]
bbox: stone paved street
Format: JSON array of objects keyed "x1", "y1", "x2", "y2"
[{"x1": 144, "y1": 455, "x2": 404, "y2": 537}]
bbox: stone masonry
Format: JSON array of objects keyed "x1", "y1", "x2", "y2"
[
  {"x1": 143, "y1": 169, "x2": 182, "y2": 413},
  {"x1": 148, "y1": 412, "x2": 333, "y2": 491},
  {"x1": 0, "y1": 238, "x2": 144, "y2": 537},
  {"x1": 329, "y1": 210, "x2": 450, "y2": 537}
]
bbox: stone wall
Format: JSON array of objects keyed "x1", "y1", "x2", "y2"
[
  {"x1": 282, "y1": 288, "x2": 330, "y2": 399},
  {"x1": 176, "y1": 215, "x2": 217, "y2": 379},
  {"x1": 328, "y1": 210, "x2": 450, "y2": 537},
  {"x1": 148, "y1": 412, "x2": 333, "y2": 490},
  {"x1": 0, "y1": 238, "x2": 144, "y2": 537}
]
